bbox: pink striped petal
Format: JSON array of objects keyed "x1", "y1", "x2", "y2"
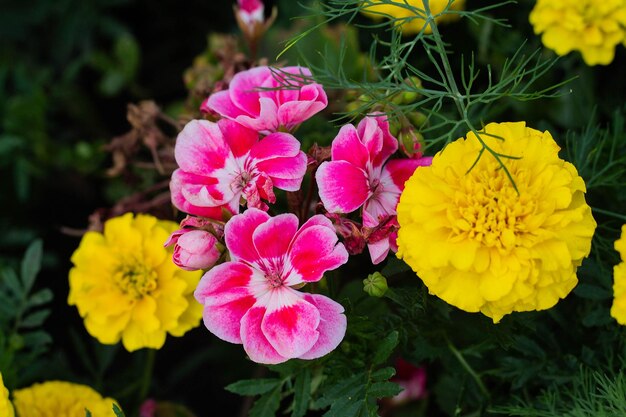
[
  {"x1": 358, "y1": 115, "x2": 398, "y2": 167},
  {"x1": 228, "y1": 66, "x2": 271, "y2": 116},
  {"x1": 331, "y1": 124, "x2": 369, "y2": 169},
  {"x1": 298, "y1": 294, "x2": 346, "y2": 360},
  {"x1": 316, "y1": 160, "x2": 369, "y2": 213},
  {"x1": 256, "y1": 153, "x2": 307, "y2": 184},
  {"x1": 195, "y1": 262, "x2": 257, "y2": 343},
  {"x1": 170, "y1": 170, "x2": 232, "y2": 219},
  {"x1": 249, "y1": 132, "x2": 301, "y2": 161},
  {"x1": 235, "y1": 97, "x2": 280, "y2": 132},
  {"x1": 252, "y1": 213, "x2": 299, "y2": 260},
  {"x1": 356, "y1": 117, "x2": 384, "y2": 165},
  {"x1": 175, "y1": 120, "x2": 229, "y2": 174},
  {"x1": 225, "y1": 208, "x2": 271, "y2": 264},
  {"x1": 241, "y1": 306, "x2": 287, "y2": 364},
  {"x1": 202, "y1": 91, "x2": 240, "y2": 118},
  {"x1": 261, "y1": 296, "x2": 320, "y2": 358},
  {"x1": 277, "y1": 100, "x2": 327, "y2": 130},
  {"x1": 367, "y1": 238, "x2": 391, "y2": 265},
  {"x1": 287, "y1": 224, "x2": 349, "y2": 283},
  {"x1": 364, "y1": 190, "x2": 400, "y2": 224},
  {"x1": 219, "y1": 119, "x2": 258, "y2": 158}
]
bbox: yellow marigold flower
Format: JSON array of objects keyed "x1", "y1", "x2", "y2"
[
  {"x1": 396, "y1": 122, "x2": 596, "y2": 323},
  {"x1": 529, "y1": 0, "x2": 626, "y2": 66},
  {"x1": 611, "y1": 225, "x2": 626, "y2": 324},
  {"x1": 12, "y1": 380, "x2": 118, "y2": 417},
  {"x1": 361, "y1": 0, "x2": 465, "y2": 35},
  {"x1": 68, "y1": 213, "x2": 203, "y2": 352},
  {"x1": 0, "y1": 373, "x2": 14, "y2": 417}
]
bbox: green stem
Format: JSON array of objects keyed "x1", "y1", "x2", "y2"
[
  {"x1": 138, "y1": 349, "x2": 156, "y2": 402},
  {"x1": 591, "y1": 207, "x2": 626, "y2": 222},
  {"x1": 446, "y1": 338, "x2": 490, "y2": 398}
]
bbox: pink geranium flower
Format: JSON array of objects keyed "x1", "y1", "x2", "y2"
[
  {"x1": 316, "y1": 116, "x2": 432, "y2": 264},
  {"x1": 170, "y1": 119, "x2": 307, "y2": 219},
  {"x1": 194, "y1": 208, "x2": 349, "y2": 364},
  {"x1": 202, "y1": 66, "x2": 328, "y2": 134}
]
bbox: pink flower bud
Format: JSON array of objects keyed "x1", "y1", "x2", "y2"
[
  {"x1": 167, "y1": 229, "x2": 222, "y2": 271},
  {"x1": 237, "y1": 0, "x2": 264, "y2": 25}
]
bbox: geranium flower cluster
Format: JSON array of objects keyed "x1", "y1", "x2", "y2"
[{"x1": 165, "y1": 65, "x2": 431, "y2": 362}]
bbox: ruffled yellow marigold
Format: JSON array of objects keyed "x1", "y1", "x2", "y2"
[
  {"x1": 361, "y1": 0, "x2": 465, "y2": 35},
  {"x1": 611, "y1": 225, "x2": 626, "y2": 324},
  {"x1": 12, "y1": 381, "x2": 118, "y2": 417},
  {"x1": 68, "y1": 213, "x2": 203, "y2": 352},
  {"x1": 1, "y1": 373, "x2": 14, "y2": 417},
  {"x1": 529, "y1": 0, "x2": 626, "y2": 66},
  {"x1": 396, "y1": 122, "x2": 596, "y2": 323}
]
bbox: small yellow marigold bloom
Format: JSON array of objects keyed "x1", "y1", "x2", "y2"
[
  {"x1": 529, "y1": 0, "x2": 626, "y2": 66},
  {"x1": 611, "y1": 225, "x2": 626, "y2": 324},
  {"x1": 0, "y1": 373, "x2": 14, "y2": 417},
  {"x1": 397, "y1": 122, "x2": 596, "y2": 323},
  {"x1": 12, "y1": 381, "x2": 118, "y2": 417},
  {"x1": 361, "y1": 0, "x2": 465, "y2": 35},
  {"x1": 69, "y1": 213, "x2": 203, "y2": 352}
]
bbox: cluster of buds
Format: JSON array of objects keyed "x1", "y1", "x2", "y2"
[{"x1": 164, "y1": 216, "x2": 226, "y2": 271}]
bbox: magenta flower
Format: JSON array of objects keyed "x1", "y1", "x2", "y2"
[
  {"x1": 237, "y1": 0, "x2": 264, "y2": 26},
  {"x1": 194, "y1": 208, "x2": 349, "y2": 364},
  {"x1": 165, "y1": 228, "x2": 222, "y2": 271},
  {"x1": 316, "y1": 116, "x2": 432, "y2": 264},
  {"x1": 391, "y1": 358, "x2": 427, "y2": 404},
  {"x1": 202, "y1": 66, "x2": 328, "y2": 134},
  {"x1": 170, "y1": 119, "x2": 307, "y2": 219}
]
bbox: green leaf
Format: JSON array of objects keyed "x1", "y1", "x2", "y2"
[
  {"x1": 226, "y1": 378, "x2": 282, "y2": 396},
  {"x1": 19, "y1": 309, "x2": 50, "y2": 328},
  {"x1": 368, "y1": 381, "x2": 403, "y2": 398},
  {"x1": 1, "y1": 268, "x2": 22, "y2": 296},
  {"x1": 249, "y1": 387, "x2": 281, "y2": 417},
  {"x1": 292, "y1": 368, "x2": 311, "y2": 417},
  {"x1": 85, "y1": 409, "x2": 92, "y2": 417},
  {"x1": 372, "y1": 331, "x2": 399, "y2": 365},
  {"x1": 323, "y1": 399, "x2": 364, "y2": 417},
  {"x1": 112, "y1": 404, "x2": 125, "y2": 417},
  {"x1": 20, "y1": 239, "x2": 43, "y2": 293},
  {"x1": 371, "y1": 367, "x2": 396, "y2": 382},
  {"x1": 21, "y1": 331, "x2": 52, "y2": 347},
  {"x1": 26, "y1": 288, "x2": 53, "y2": 309}
]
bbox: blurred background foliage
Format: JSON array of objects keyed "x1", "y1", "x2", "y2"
[{"x1": 1, "y1": 0, "x2": 626, "y2": 416}]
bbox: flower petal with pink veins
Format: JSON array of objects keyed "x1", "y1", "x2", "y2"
[
  {"x1": 240, "y1": 306, "x2": 287, "y2": 364},
  {"x1": 228, "y1": 66, "x2": 272, "y2": 116},
  {"x1": 358, "y1": 116, "x2": 399, "y2": 167},
  {"x1": 252, "y1": 213, "x2": 299, "y2": 260},
  {"x1": 175, "y1": 120, "x2": 229, "y2": 174},
  {"x1": 367, "y1": 238, "x2": 391, "y2": 265},
  {"x1": 316, "y1": 160, "x2": 369, "y2": 213},
  {"x1": 261, "y1": 295, "x2": 320, "y2": 358},
  {"x1": 250, "y1": 132, "x2": 301, "y2": 161},
  {"x1": 170, "y1": 170, "x2": 232, "y2": 219},
  {"x1": 331, "y1": 124, "x2": 369, "y2": 169},
  {"x1": 298, "y1": 294, "x2": 347, "y2": 360},
  {"x1": 225, "y1": 208, "x2": 271, "y2": 264},
  {"x1": 356, "y1": 117, "x2": 383, "y2": 164},
  {"x1": 286, "y1": 224, "x2": 349, "y2": 284},
  {"x1": 195, "y1": 262, "x2": 258, "y2": 343},
  {"x1": 219, "y1": 119, "x2": 259, "y2": 158}
]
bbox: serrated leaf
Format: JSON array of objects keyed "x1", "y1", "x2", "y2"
[
  {"x1": 368, "y1": 381, "x2": 403, "y2": 398},
  {"x1": 371, "y1": 367, "x2": 395, "y2": 382},
  {"x1": 21, "y1": 331, "x2": 52, "y2": 347},
  {"x1": 292, "y1": 368, "x2": 311, "y2": 417},
  {"x1": 226, "y1": 378, "x2": 281, "y2": 396},
  {"x1": 323, "y1": 398, "x2": 364, "y2": 417},
  {"x1": 574, "y1": 283, "x2": 611, "y2": 300},
  {"x1": 19, "y1": 309, "x2": 50, "y2": 328},
  {"x1": 315, "y1": 373, "x2": 365, "y2": 408},
  {"x1": 21, "y1": 239, "x2": 42, "y2": 292},
  {"x1": 26, "y1": 288, "x2": 53, "y2": 308},
  {"x1": 2, "y1": 268, "x2": 22, "y2": 296},
  {"x1": 372, "y1": 331, "x2": 399, "y2": 365},
  {"x1": 249, "y1": 387, "x2": 281, "y2": 417}
]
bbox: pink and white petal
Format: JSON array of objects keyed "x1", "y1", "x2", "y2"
[
  {"x1": 256, "y1": 153, "x2": 307, "y2": 183},
  {"x1": 240, "y1": 306, "x2": 288, "y2": 364},
  {"x1": 261, "y1": 294, "x2": 320, "y2": 358},
  {"x1": 203, "y1": 90, "x2": 242, "y2": 118},
  {"x1": 225, "y1": 208, "x2": 271, "y2": 263},
  {"x1": 365, "y1": 115, "x2": 399, "y2": 167},
  {"x1": 364, "y1": 190, "x2": 400, "y2": 224},
  {"x1": 235, "y1": 97, "x2": 280, "y2": 133},
  {"x1": 229, "y1": 66, "x2": 272, "y2": 116},
  {"x1": 252, "y1": 213, "x2": 299, "y2": 260},
  {"x1": 299, "y1": 83, "x2": 328, "y2": 106},
  {"x1": 287, "y1": 225, "x2": 349, "y2": 283},
  {"x1": 316, "y1": 160, "x2": 369, "y2": 213},
  {"x1": 298, "y1": 294, "x2": 347, "y2": 360},
  {"x1": 356, "y1": 117, "x2": 384, "y2": 166},
  {"x1": 330, "y1": 124, "x2": 369, "y2": 169},
  {"x1": 367, "y1": 238, "x2": 391, "y2": 265},
  {"x1": 195, "y1": 262, "x2": 258, "y2": 343},
  {"x1": 170, "y1": 170, "x2": 228, "y2": 219},
  {"x1": 271, "y1": 176, "x2": 305, "y2": 192},
  {"x1": 249, "y1": 132, "x2": 301, "y2": 161},
  {"x1": 219, "y1": 119, "x2": 259, "y2": 158},
  {"x1": 383, "y1": 158, "x2": 430, "y2": 190},
  {"x1": 277, "y1": 100, "x2": 327, "y2": 129},
  {"x1": 175, "y1": 120, "x2": 229, "y2": 174}
]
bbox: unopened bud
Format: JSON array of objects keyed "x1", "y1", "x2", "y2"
[
  {"x1": 399, "y1": 129, "x2": 425, "y2": 157},
  {"x1": 363, "y1": 272, "x2": 388, "y2": 297},
  {"x1": 407, "y1": 111, "x2": 428, "y2": 127}
]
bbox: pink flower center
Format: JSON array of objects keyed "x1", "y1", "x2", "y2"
[
  {"x1": 369, "y1": 177, "x2": 382, "y2": 196},
  {"x1": 267, "y1": 271, "x2": 284, "y2": 288}
]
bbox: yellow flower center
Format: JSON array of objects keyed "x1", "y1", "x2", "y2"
[
  {"x1": 114, "y1": 263, "x2": 158, "y2": 298},
  {"x1": 451, "y1": 162, "x2": 535, "y2": 250}
]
